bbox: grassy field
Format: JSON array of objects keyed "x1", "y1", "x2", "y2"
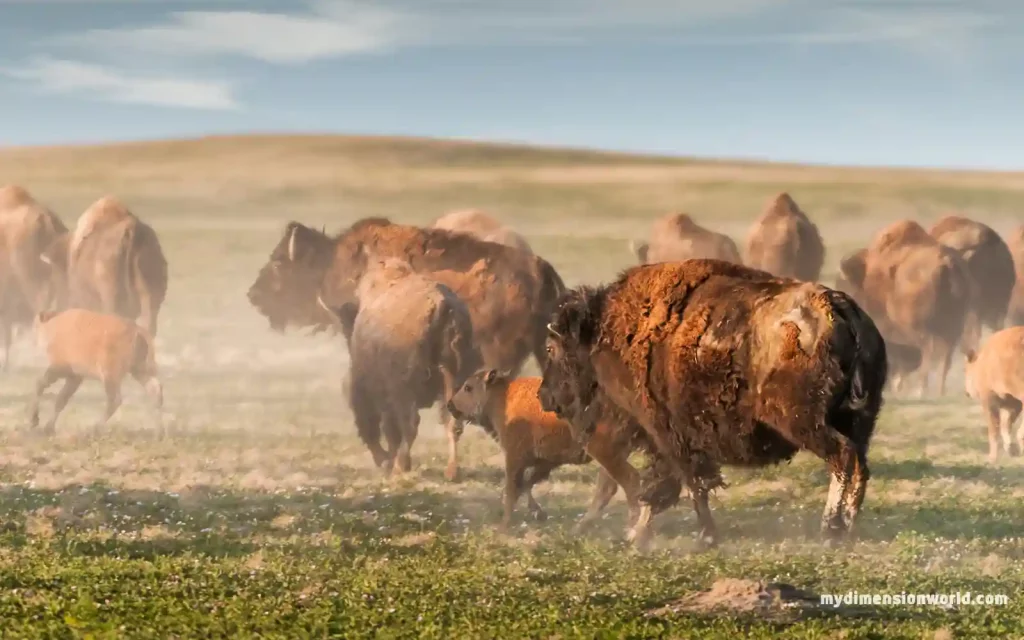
[{"x1": 1, "y1": 134, "x2": 1024, "y2": 638}]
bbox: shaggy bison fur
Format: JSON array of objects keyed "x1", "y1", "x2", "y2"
[{"x1": 537, "y1": 259, "x2": 888, "y2": 548}]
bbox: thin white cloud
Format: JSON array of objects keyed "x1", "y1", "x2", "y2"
[{"x1": 1, "y1": 58, "x2": 237, "y2": 110}]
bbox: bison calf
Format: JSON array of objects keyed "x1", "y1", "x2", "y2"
[
  {"x1": 28, "y1": 308, "x2": 163, "y2": 435},
  {"x1": 446, "y1": 369, "x2": 642, "y2": 534},
  {"x1": 965, "y1": 326, "x2": 1024, "y2": 462}
]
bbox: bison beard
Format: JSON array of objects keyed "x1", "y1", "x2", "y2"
[{"x1": 539, "y1": 259, "x2": 887, "y2": 548}]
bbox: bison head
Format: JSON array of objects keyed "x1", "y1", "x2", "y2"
[
  {"x1": 538, "y1": 286, "x2": 603, "y2": 440},
  {"x1": 247, "y1": 222, "x2": 336, "y2": 333},
  {"x1": 834, "y1": 249, "x2": 867, "y2": 298},
  {"x1": 37, "y1": 232, "x2": 71, "y2": 313},
  {"x1": 446, "y1": 368, "x2": 511, "y2": 427}
]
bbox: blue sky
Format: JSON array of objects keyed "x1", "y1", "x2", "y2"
[{"x1": 1, "y1": 0, "x2": 1022, "y2": 169}]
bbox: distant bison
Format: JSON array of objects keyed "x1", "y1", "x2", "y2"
[
  {"x1": 0, "y1": 185, "x2": 68, "y2": 369},
  {"x1": 431, "y1": 209, "x2": 533, "y2": 255},
  {"x1": 538, "y1": 259, "x2": 887, "y2": 548},
  {"x1": 317, "y1": 255, "x2": 481, "y2": 478},
  {"x1": 40, "y1": 196, "x2": 168, "y2": 337},
  {"x1": 447, "y1": 369, "x2": 646, "y2": 535},
  {"x1": 1008, "y1": 226, "x2": 1024, "y2": 327},
  {"x1": 929, "y1": 215, "x2": 1016, "y2": 333},
  {"x1": 630, "y1": 213, "x2": 741, "y2": 265},
  {"x1": 29, "y1": 308, "x2": 163, "y2": 435},
  {"x1": 837, "y1": 220, "x2": 976, "y2": 396},
  {"x1": 964, "y1": 326, "x2": 1024, "y2": 462},
  {"x1": 744, "y1": 192, "x2": 825, "y2": 281},
  {"x1": 248, "y1": 217, "x2": 565, "y2": 380}
]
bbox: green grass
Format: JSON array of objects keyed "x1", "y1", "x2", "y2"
[{"x1": 0, "y1": 134, "x2": 1023, "y2": 638}]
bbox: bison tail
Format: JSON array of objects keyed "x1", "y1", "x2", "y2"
[{"x1": 130, "y1": 328, "x2": 158, "y2": 379}]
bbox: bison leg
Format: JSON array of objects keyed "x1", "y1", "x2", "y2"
[
  {"x1": 28, "y1": 367, "x2": 63, "y2": 432},
  {"x1": 380, "y1": 414, "x2": 404, "y2": 476},
  {"x1": 95, "y1": 378, "x2": 123, "y2": 433},
  {"x1": 499, "y1": 466, "x2": 525, "y2": 533},
  {"x1": 133, "y1": 373, "x2": 164, "y2": 437},
  {"x1": 0, "y1": 319, "x2": 11, "y2": 372},
  {"x1": 393, "y1": 408, "x2": 419, "y2": 474},
  {"x1": 351, "y1": 383, "x2": 390, "y2": 469},
  {"x1": 48, "y1": 375, "x2": 84, "y2": 435},
  {"x1": 522, "y1": 463, "x2": 555, "y2": 522},
  {"x1": 627, "y1": 452, "x2": 684, "y2": 550},
  {"x1": 936, "y1": 341, "x2": 954, "y2": 397},
  {"x1": 575, "y1": 468, "x2": 621, "y2": 533},
  {"x1": 999, "y1": 397, "x2": 1022, "y2": 457},
  {"x1": 984, "y1": 399, "x2": 1002, "y2": 463},
  {"x1": 687, "y1": 458, "x2": 727, "y2": 548},
  {"x1": 437, "y1": 404, "x2": 464, "y2": 483},
  {"x1": 800, "y1": 428, "x2": 862, "y2": 542}
]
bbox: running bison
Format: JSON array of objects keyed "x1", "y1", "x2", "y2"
[
  {"x1": 0, "y1": 185, "x2": 68, "y2": 369},
  {"x1": 537, "y1": 259, "x2": 888, "y2": 548},
  {"x1": 964, "y1": 326, "x2": 1024, "y2": 462},
  {"x1": 836, "y1": 220, "x2": 976, "y2": 396},
  {"x1": 744, "y1": 192, "x2": 825, "y2": 281},
  {"x1": 39, "y1": 196, "x2": 168, "y2": 337},
  {"x1": 317, "y1": 256, "x2": 480, "y2": 476},
  {"x1": 929, "y1": 215, "x2": 1016, "y2": 333},
  {"x1": 247, "y1": 217, "x2": 565, "y2": 479},
  {"x1": 629, "y1": 213, "x2": 741, "y2": 265},
  {"x1": 432, "y1": 209, "x2": 533, "y2": 255}
]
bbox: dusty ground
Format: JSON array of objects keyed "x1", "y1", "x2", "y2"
[{"x1": 0, "y1": 135, "x2": 1023, "y2": 638}]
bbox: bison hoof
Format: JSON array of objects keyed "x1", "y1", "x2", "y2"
[
  {"x1": 529, "y1": 508, "x2": 548, "y2": 522},
  {"x1": 696, "y1": 529, "x2": 718, "y2": 549}
]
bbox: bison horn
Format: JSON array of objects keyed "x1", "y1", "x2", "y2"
[
  {"x1": 39, "y1": 253, "x2": 51, "y2": 266},
  {"x1": 316, "y1": 295, "x2": 342, "y2": 324},
  {"x1": 288, "y1": 226, "x2": 298, "y2": 262},
  {"x1": 546, "y1": 322, "x2": 562, "y2": 338}
]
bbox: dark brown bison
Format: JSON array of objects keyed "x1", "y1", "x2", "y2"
[
  {"x1": 40, "y1": 196, "x2": 169, "y2": 337},
  {"x1": 1007, "y1": 226, "x2": 1024, "y2": 327},
  {"x1": 0, "y1": 185, "x2": 68, "y2": 369},
  {"x1": 248, "y1": 217, "x2": 565, "y2": 377},
  {"x1": 929, "y1": 215, "x2": 1016, "y2": 333},
  {"x1": 537, "y1": 259, "x2": 887, "y2": 549},
  {"x1": 837, "y1": 220, "x2": 977, "y2": 396},
  {"x1": 744, "y1": 192, "x2": 825, "y2": 281},
  {"x1": 317, "y1": 256, "x2": 481, "y2": 476},
  {"x1": 432, "y1": 209, "x2": 533, "y2": 254},
  {"x1": 629, "y1": 213, "x2": 741, "y2": 265}
]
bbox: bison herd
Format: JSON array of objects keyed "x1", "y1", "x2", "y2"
[{"x1": 3, "y1": 183, "x2": 1024, "y2": 550}]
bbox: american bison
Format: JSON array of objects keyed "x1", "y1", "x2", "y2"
[
  {"x1": 39, "y1": 196, "x2": 169, "y2": 337},
  {"x1": 929, "y1": 215, "x2": 1016, "y2": 333},
  {"x1": 28, "y1": 308, "x2": 163, "y2": 435},
  {"x1": 629, "y1": 213, "x2": 741, "y2": 265},
  {"x1": 447, "y1": 369, "x2": 645, "y2": 535},
  {"x1": 537, "y1": 259, "x2": 888, "y2": 548},
  {"x1": 837, "y1": 220, "x2": 977, "y2": 396},
  {"x1": 247, "y1": 217, "x2": 565, "y2": 378},
  {"x1": 0, "y1": 185, "x2": 68, "y2": 369},
  {"x1": 317, "y1": 255, "x2": 481, "y2": 477},
  {"x1": 1008, "y1": 226, "x2": 1024, "y2": 327},
  {"x1": 432, "y1": 209, "x2": 533, "y2": 255},
  {"x1": 744, "y1": 192, "x2": 825, "y2": 281},
  {"x1": 964, "y1": 326, "x2": 1024, "y2": 463}
]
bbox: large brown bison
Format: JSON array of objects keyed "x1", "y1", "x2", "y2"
[
  {"x1": 837, "y1": 220, "x2": 977, "y2": 396},
  {"x1": 928, "y1": 215, "x2": 1016, "y2": 333},
  {"x1": 247, "y1": 218, "x2": 566, "y2": 479},
  {"x1": 432, "y1": 209, "x2": 533, "y2": 255},
  {"x1": 537, "y1": 259, "x2": 888, "y2": 549},
  {"x1": 629, "y1": 213, "x2": 741, "y2": 265},
  {"x1": 39, "y1": 196, "x2": 168, "y2": 337},
  {"x1": 744, "y1": 192, "x2": 825, "y2": 281},
  {"x1": 317, "y1": 256, "x2": 481, "y2": 476},
  {"x1": 0, "y1": 185, "x2": 68, "y2": 369},
  {"x1": 1007, "y1": 226, "x2": 1024, "y2": 327}
]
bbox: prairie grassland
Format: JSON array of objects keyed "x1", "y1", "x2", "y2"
[{"x1": 1, "y1": 135, "x2": 1023, "y2": 638}]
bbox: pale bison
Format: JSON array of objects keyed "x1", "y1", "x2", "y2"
[
  {"x1": 432, "y1": 209, "x2": 533, "y2": 254},
  {"x1": 837, "y1": 220, "x2": 977, "y2": 396},
  {"x1": 629, "y1": 213, "x2": 741, "y2": 265},
  {"x1": 40, "y1": 196, "x2": 168, "y2": 337},
  {"x1": 29, "y1": 308, "x2": 163, "y2": 435},
  {"x1": 447, "y1": 369, "x2": 646, "y2": 535},
  {"x1": 929, "y1": 215, "x2": 1016, "y2": 333},
  {"x1": 0, "y1": 185, "x2": 68, "y2": 368},
  {"x1": 538, "y1": 259, "x2": 887, "y2": 549},
  {"x1": 1008, "y1": 226, "x2": 1024, "y2": 327},
  {"x1": 317, "y1": 255, "x2": 481, "y2": 477},
  {"x1": 964, "y1": 326, "x2": 1024, "y2": 462},
  {"x1": 744, "y1": 192, "x2": 825, "y2": 281}
]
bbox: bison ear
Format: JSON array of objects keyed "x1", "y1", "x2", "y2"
[{"x1": 484, "y1": 369, "x2": 498, "y2": 384}]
